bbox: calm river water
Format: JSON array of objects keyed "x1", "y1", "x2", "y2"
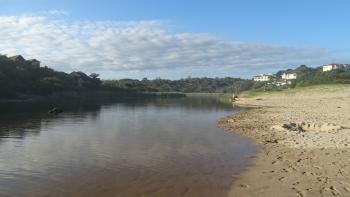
[{"x1": 0, "y1": 96, "x2": 257, "y2": 197}]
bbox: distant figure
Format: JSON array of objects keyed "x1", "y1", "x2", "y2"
[{"x1": 48, "y1": 107, "x2": 63, "y2": 114}]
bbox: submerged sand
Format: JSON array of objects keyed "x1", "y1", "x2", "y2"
[{"x1": 219, "y1": 86, "x2": 350, "y2": 197}]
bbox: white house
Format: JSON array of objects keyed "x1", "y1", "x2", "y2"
[
  {"x1": 281, "y1": 72, "x2": 297, "y2": 80},
  {"x1": 323, "y1": 64, "x2": 350, "y2": 72},
  {"x1": 253, "y1": 74, "x2": 273, "y2": 82}
]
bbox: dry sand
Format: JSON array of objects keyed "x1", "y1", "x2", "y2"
[{"x1": 218, "y1": 86, "x2": 350, "y2": 197}]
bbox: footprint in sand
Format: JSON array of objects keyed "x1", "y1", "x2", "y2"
[
  {"x1": 239, "y1": 184, "x2": 249, "y2": 188},
  {"x1": 278, "y1": 177, "x2": 285, "y2": 182},
  {"x1": 330, "y1": 186, "x2": 341, "y2": 196},
  {"x1": 292, "y1": 187, "x2": 306, "y2": 197}
]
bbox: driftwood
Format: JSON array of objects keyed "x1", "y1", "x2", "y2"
[{"x1": 48, "y1": 107, "x2": 63, "y2": 114}]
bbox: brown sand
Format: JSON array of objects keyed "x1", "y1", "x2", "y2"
[{"x1": 218, "y1": 86, "x2": 350, "y2": 197}]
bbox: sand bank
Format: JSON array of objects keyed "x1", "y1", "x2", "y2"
[{"x1": 219, "y1": 85, "x2": 350, "y2": 196}]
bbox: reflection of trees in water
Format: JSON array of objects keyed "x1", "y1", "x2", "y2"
[
  {"x1": 0, "y1": 97, "x2": 163, "y2": 139},
  {"x1": 0, "y1": 120, "x2": 42, "y2": 139},
  {"x1": 0, "y1": 99, "x2": 112, "y2": 139},
  {"x1": 0, "y1": 96, "x2": 233, "y2": 139},
  {"x1": 0, "y1": 102, "x2": 44, "y2": 139},
  {"x1": 119, "y1": 96, "x2": 234, "y2": 112},
  {"x1": 176, "y1": 96, "x2": 233, "y2": 111}
]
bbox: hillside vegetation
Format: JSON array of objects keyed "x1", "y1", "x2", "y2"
[
  {"x1": 293, "y1": 67, "x2": 350, "y2": 87},
  {"x1": 253, "y1": 65, "x2": 350, "y2": 91},
  {"x1": 103, "y1": 77, "x2": 254, "y2": 93},
  {"x1": 240, "y1": 84, "x2": 350, "y2": 98},
  {"x1": 1, "y1": 54, "x2": 349, "y2": 100},
  {"x1": 0, "y1": 55, "x2": 119, "y2": 99}
]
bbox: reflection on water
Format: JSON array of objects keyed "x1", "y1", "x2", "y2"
[{"x1": 0, "y1": 96, "x2": 257, "y2": 197}]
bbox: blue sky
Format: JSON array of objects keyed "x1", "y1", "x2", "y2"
[{"x1": 0, "y1": 0, "x2": 349, "y2": 79}]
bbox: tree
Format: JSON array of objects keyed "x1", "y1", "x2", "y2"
[
  {"x1": 89, "y1": 73, "x2": 99, "y2": 79},
  {"x1": 89, "y1": 73, "x2": 101, "y2": 86}
]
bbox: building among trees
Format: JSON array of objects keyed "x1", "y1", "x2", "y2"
[
  {"x1": 252, "y1": 73, "x2": 273, "y2": 82},
  {"x1": 323, "y1": 64, "x2": 350, "y2": 72},
  {"x1": 281, "y1": 71, "x2": 297, "y2": 80},
  {"x1": 9, "y1": 55, "x2": 25, "y2": 62}
]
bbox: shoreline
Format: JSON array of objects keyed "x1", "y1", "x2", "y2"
[{"x1": 219, "y1": 85, "x2": 350, "y2": 196}]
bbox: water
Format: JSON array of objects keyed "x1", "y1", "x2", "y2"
[{"x1": 0, "y1": 96, "x2": 257, "y2": 197}]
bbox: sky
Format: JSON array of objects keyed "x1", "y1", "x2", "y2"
[{"x1": 0, "y1": 0, "x2": 349, "y2": 79}]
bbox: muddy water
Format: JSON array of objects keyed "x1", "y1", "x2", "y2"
[{"x1": 0, "y1": 96, "x2": 257, "y2": 196}]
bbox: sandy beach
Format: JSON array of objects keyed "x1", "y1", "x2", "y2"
[{"x1": 219, "y1": 85, "x2": 350, "y2": 197}]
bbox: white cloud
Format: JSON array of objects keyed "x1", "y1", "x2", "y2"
[
  {"x1": 36, "y1": 10, "x2": 70, "y2": 17},
  {"x1": 0, "y1": 14, "x2": 334, "y2": 78}
]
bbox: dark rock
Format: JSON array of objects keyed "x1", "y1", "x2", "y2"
[
  {"x1": 282, "y1": 123, "x2": 305, "y2": 133},
  {"x1": 48, "y1": 107, "x2": 63, "y2": 114}
]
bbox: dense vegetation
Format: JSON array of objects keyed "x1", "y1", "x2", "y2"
[
  {"x1": 0, "y1": 54, "x2": 253, "y2": 99},
  {"x1": 254, "y1": 65, "x2": 350, "y2": 91},
  {"x1": 104, "y1": 66, "x2": 350, "y2": 94},
  {"x1": 103, "y1": 77, "x2": 254, "y2": 93},
  {"x1": 294, "y1": 67, "x2": 350, "y2": 87},
  {"x1": 0, "y1": 55, "x2": 120, "y2": 99},
  {"x1": 278, "y1": 65, "x2": 350, "y2": 88},
  {"x1": 1, "y1": 54, "x2": 349, "y2": 99}
]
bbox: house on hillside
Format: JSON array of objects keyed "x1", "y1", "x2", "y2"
[
  {"x1": 9, "y1": 55, "x2": 26, "y2": 62},
  {"x1": 281, "y1": 71, "x2": 297, "y2": 80},
  {"x1": 28, "y1": 59, "x2": 40, "y2": 67},
  {"x1": 9, "y1": 55, "x2": 41, "y2": 68},
  {"x1": 70, "y1": 71, "x2": 92, "y2": 87},
  {"x1": 323, "y1": 64, "x2": 350, "y2": 72},
  {"x1": 278, "y1": 71, "x2": 298, "y2": 85},
  {"x1": 252, "y1": 73, "x2": 273, "y2": 82}
]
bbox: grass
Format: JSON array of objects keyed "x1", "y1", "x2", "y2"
[{"x1": 240, "y1": 84, "x2": 350, "y2": 98}]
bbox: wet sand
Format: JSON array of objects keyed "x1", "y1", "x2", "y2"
[{"x1": 219, "y1": 85, "x2": 350, "y2": 196}]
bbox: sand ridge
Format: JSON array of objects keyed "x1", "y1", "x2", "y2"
[{"x1": 219, "y1": 87, "x2": 350, "y2": 196}]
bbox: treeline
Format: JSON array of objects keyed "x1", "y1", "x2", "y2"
[
  {"x1": 0, "y1": 54, "x2": 254, "y2": 100},
  {"x1": 103, "y1": 66, "x2": 350, "y2": 94},
  {"x1": 2, "y1": 54, "x2": 349, "y2": 99},
  {"x1": 255, "y1": 65, "x2": 350, "y2": 91},
  {"x1": 276, "y1": 65, "x2": 350, "y2": 88},
  {"x1": 0, "y1": 55, "x2": 73, "y2": 98},
  {"x1": 103, "y1": 77, "x2": 254, "y2": 93},
  {"x1": 293, "y1": 67, "x2": 350, "y2": 87},
  {"x1": 0, "y1": 55, "x2": 128, "y2": 99}
]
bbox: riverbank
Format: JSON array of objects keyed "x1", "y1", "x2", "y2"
[{"x1": 218, "y1": 84, "x2": 350, "y2": 197}]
